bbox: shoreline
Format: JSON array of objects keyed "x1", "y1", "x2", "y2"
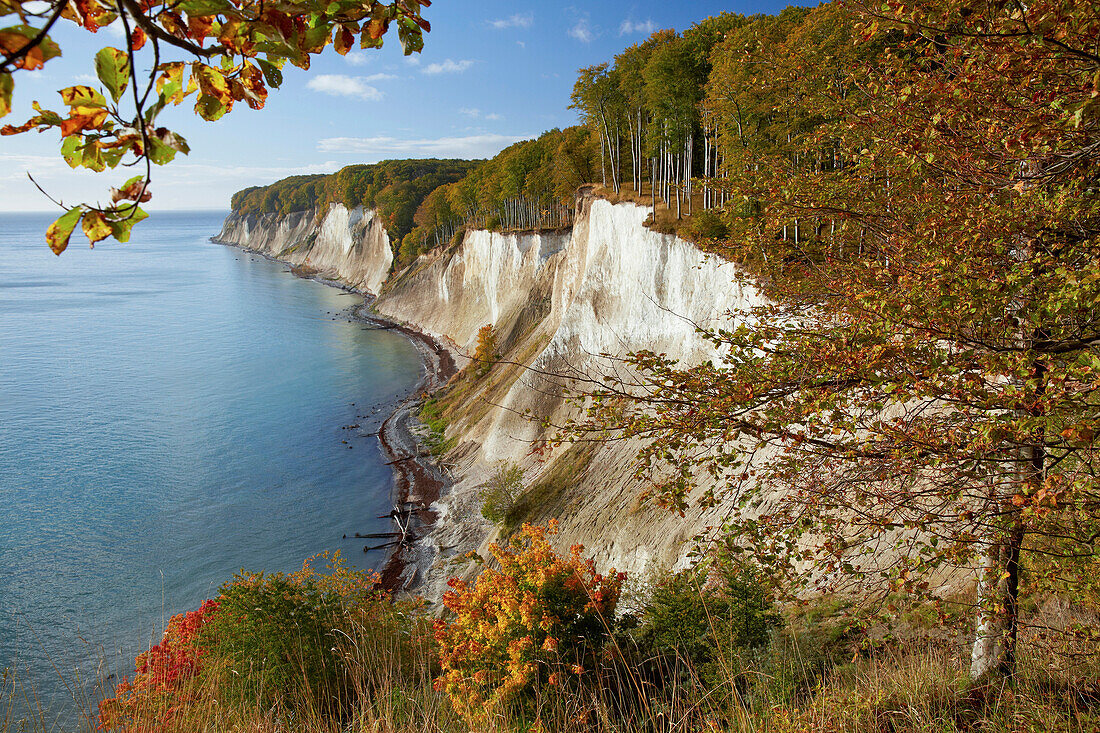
[
  {"x1": 211, "y1": 236, "x2": 458, "y2": 593},
  {"x1": 350, "y1": 304, "x2": 457, "y2": 592}
]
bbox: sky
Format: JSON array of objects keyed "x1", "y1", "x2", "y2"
[{"x1": 0, "y1": 0, "x2": 805, "y2": 212}]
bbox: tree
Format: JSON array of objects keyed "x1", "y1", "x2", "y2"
[
  {"x1": 0, "y1": 0, "x2": 430, "y2": 253},
  {"x1": 472, "y1": 323, "x2": 497, "y2": 378},
  {"x1": 477, "y1": 461, "x2": 524, "y2": 524},
  {"x1": 572, "y1": 0, "x2": 1099, "y2": 682}
]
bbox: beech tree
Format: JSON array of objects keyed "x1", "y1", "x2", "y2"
[
  {"x1": 572, "y1": 0, "x2": 1099, "y2": 681},
  {"x1": 0, "y1": 0, "x2": 430, "y2": 253}
]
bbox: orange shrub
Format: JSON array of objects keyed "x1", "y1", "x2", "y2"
[
  {"x1": 97, "y1": 599, "x2": 219, "y2": 731},
  {"x1": 434, "y1": 521, "x2": 624, "y2": 721}
]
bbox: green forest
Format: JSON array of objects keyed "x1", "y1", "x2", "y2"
[{"x1": 230, "y1": 4, "x2": 864, "y2": 268}]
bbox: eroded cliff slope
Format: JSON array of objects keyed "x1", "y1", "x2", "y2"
[
  {"x1": 215, "y1": 193, "x2": 760, "y2": 596},
  {"x1": 373, "y1": 194, "x2": 762, "y2": 597}
]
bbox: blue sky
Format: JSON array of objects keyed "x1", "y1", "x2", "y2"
[{"x1": 0, "y1": 0, "x2": 805, "y2": 211}]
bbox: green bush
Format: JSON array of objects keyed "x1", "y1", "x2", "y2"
[
  {"x1": 477, "y1": 462, "x2": 524, "y2": 523},
  {"x1": 198, "y1": 553, "x2": 389, "y2": 717},
  {"x1": 684, "y1": 208, "x2": 730, "y2": 242},
  {"x1": 631, "y1": 557, "x2": 780, "y2": 686}
]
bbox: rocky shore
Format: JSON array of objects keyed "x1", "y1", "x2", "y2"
[{"x1": 351, "y1": 303, "x2": 457, "y2": 592}]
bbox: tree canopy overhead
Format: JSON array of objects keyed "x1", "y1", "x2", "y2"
[{"x1": 0, "y1": 0, "x2": 430, "y2": 253}]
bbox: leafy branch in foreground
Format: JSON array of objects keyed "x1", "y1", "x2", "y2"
[{"x1": 0, "y1": 0, "x2": 430, "y2": 253}]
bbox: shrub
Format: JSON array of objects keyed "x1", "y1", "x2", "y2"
[
  {"x1": 631, "y1": 557, "x2": 780, "y2": 687},
  {"x1": 478, "y1": 462, "x2": 524, "y2": 523},
  {"x1": 434, "y1": 521, "x2": 625, "y2": 722},
  {"x1": 472, "y1": 324, "x2": 497, "y2": 377},
  {"x1": 197, "y1": 552, "x2": 384, "y2": 717},
  {"x1": 684, "y1": 208, "x2": 730, "y2": 242},
  {"x1": 97, "y1": 600, "x2": 220, "y2": 731},
  {"x1": 419, "y1": 396, "x2": 454, "y2": 455}
]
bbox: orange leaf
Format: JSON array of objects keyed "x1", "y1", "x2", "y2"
[{"x1": 59, "y1": 108, "x2": 108, "y2": 137}]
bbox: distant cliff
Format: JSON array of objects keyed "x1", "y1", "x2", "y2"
[
  {"x1": 216, "y1": 191, "x2": 760, "y2": 598},
  {"x1": 215, "y1": 205, "x2": 392, "y2": 295}
]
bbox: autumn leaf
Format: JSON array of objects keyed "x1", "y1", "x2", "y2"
[
  {"x1": 81, "y1": 210, "x2": 112, "y2": 244},
  {"x1": 0, "y1": 72, "x2": 12, "y2": 117},
  {"x1": 46, "y1": 207, "x2": 83, "y2": 255},
  {"x1": 110, "y1": 175, "x2": 151, "y2": 203},
  {"x1": 94, "y1": 47, "x2": 130, "y2": 102}
]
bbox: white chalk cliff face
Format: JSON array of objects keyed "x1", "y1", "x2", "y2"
[
  {"x1": 215, "y1": 204, "x2": 393, "y2": 295},
  {"x1": 373, "y1": 195, "x2": 764, "y2": 597},
  {"x1": 216, "y1": 194, "x2": 763, "y2": 595}
]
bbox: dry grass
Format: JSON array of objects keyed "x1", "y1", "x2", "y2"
[{"x1": 5, "y1": 591, "x2": 1097, "y2": 733}]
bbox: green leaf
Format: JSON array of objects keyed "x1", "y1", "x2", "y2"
[
  {"x1": 147, "y1": 137, "x2": 177, "y2": 165},
  {"x1": 46, "y1": 207, "x2": 83, "y2": 255},
  {"x1": 0, "y1": 72, "x2": 11, "y2": 117},
  {"x1": 256, "y1": 59, "x2": 283, "y2": 88},
  {"x1": 95, "y1": 47, "x2": 130, "y2": 102},
  {"x1": 193, "y1": 93, "x2": 226, "y2": 121},
  {"x1": 176, "y1": 0, "x2": 232, "y2": 15},
  {"x1": 397, "y1": 18, "x2": 423, "y2": 55},
  {"x1": 81, "y1": 142, "x2": 105, "y2": 172},
  {"x1": 107, "y1": 206, "x2": 148, "y2": 243},
  {"x1": 60, "y1": 135, "x2": 82, "y2": 168}
]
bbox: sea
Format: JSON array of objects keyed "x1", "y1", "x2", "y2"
[{"x1": 0, "y1": 211, "x2": 423, "y2": 729}]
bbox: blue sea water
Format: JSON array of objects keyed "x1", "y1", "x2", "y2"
[{"x1": 0, "y1": 212, "x2": 422, "y2": 728}]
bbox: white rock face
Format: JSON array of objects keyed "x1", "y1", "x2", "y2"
[
  {"x1": 215, "y1": 204, "x2": 393, "y2": 295},
  {"x1": 215, "y1": 193, "x2": 766, "y2": 595},
  {"x1": 374, "y1": 196, "x2": 764, "y2": 595}
]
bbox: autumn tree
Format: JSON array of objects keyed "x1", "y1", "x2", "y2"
[
  {"x1": 572, "y1": 0, "x2": 1099, "y2": 682},
  {"x1": 0, "y1": 0, "x2": 430, "y2": 252},
  {"x1": 472, "y1": 323, "x2": 497, "y2": 378}
]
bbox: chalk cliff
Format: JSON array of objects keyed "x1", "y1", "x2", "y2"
[
  {"x1": 216, "y1": 193, "x2": 761, "y2": 597},
  {"x1": 215, "y1": 205, "x2": 393, "y2": 295}
]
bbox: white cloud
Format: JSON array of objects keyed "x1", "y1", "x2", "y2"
[
  {"x1": 458, "y1": 108, "x2": 503, "y2": 121},
  {"x1": 404, "y1": 55, "x2": 420, "y2": 66},
  {"x1": 619, "y1": 18, "x2": 657, "y2": 35},
  {"x1": 316, "y1": 134, "x2": 532, "y2": 160},
  {"x1": 568, "y1": 17, "x2": 595, "y2": 43},
  {"x1": 488, "y1": 12, "x2": 533, "y2": 30},
  {"x1": 343, "y1": 51, "x2": 371, "y2": 66},
  {"x1": 421, "y1": 59, "x2": 474, "y2": 75},
  {"x1": 305, "y1": 74, "x2": 384, "y2": 101}
]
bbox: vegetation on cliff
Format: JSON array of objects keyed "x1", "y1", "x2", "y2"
[
  {"x1": 86, "y1": 0, "x2": 1099, "y2": 727},
  {"x1": 230, "y1": 159, "x2": 479, "y2": 250},
  {"x1": 569, "y1": 0, "x2": 1099, "y2": 685},
  {"x1": 76, "y1": 530, "x2": 1098, "y2": 732}
]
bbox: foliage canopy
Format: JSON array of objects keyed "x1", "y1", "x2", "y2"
[{"x1": 0, "y1": 0, "x2": 429, "y2": 252}]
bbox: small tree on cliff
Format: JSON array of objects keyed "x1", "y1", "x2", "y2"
[
  {"x1": 0, "y1": 0, "x2": 429, "y2": 252},
  {"x1": 572, "y1": 0, "x2": 1100, "y2": 681},
  {"x1": 472, "y1": 323, "x2": 497, "y2": 378}
]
